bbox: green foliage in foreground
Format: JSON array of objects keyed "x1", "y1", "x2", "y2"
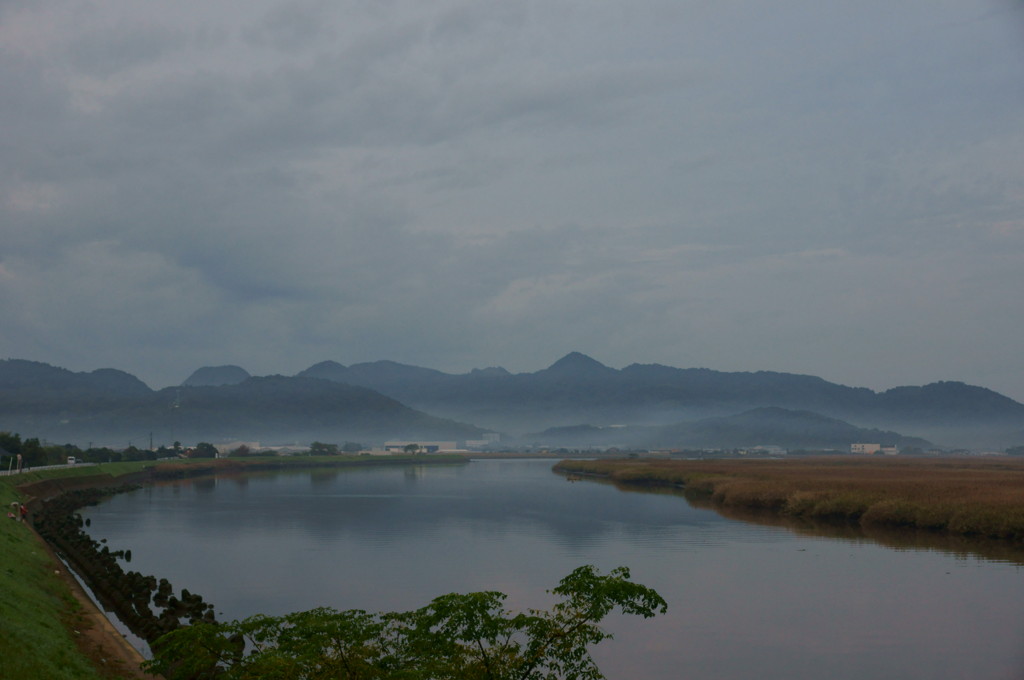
[{"x1": 144, "y1": 565, "x2": 667, "y2": 680}]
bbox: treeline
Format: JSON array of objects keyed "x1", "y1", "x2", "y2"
[
  {"x1": 1, "y1": 431, "x2": 137, "y2": 468},
  {"x1": 0, "y1": 431, "x2": 380, "y2": 470},
  {"x1": 0, "y1": 431, "x2": 217, "y2": 469}
]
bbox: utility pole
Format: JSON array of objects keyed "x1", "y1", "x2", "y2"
[{"x1": 171, "y1": 389, "x2": 181, "y2": 444}]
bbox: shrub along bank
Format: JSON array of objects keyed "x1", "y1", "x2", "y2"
[{"x1": 554, "y1": 456, "x2": 1024, "y2": 541}]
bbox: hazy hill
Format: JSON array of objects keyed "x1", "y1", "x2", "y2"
[
  {"x1": 649, "y1": 407, "x2": 931, "y2": 450},
  {"x1": 874, "y1": 381, "x2": 1023, "y2": 420},
  {"x1": 0, "y1": 359, "x2": 151, "y2": 399},
  {"x1": 0, "y1": 359, "x2": 153, "y2": 444},
  {"x1": 4, "y1": 355, "x2": 1023, "y2": 449},
  {"x1": 0, "y1": 362, "x2": 485, "y2": 447},
  {"x1": 181, "y1": 365, "x2": 251, "y2": 387},
  {"x1": 526, "y1": 408, "x2": 931, "y2": 451},
  {"x1": 294, "y1": 352, "x2": 1024, "y2": 447},
  {"x1": 105, "y1": 376, "x2": 487, "y2": 445},
  {"x1": 0, "y1": 359, "x2": 151, "y2": 423},
  {"x1": 535, "y1": 351, "x2": 619, "y2": 381}
]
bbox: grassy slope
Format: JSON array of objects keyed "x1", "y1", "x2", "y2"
[
  {"x1": 555, "y1": 456, "x2": 1024, "y2": 540},
  {"x1": 0, "y1": 468, "x2": 133, "y2": 680},
  {"x1": 0, "y1": 455, "x2": 464, "y2": 679}
]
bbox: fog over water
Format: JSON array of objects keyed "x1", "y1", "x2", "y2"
[{"x1": 83, "y1": 460, "x2": 1024, "y2": 679}]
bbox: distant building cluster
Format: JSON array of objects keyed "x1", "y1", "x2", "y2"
[
  {"x1": 215, "y1": 441, "x2": 261, "y2": 456},
  {"x1": 850, "y1": 443, "x2": 899, "y2": 455},
  {"x1": 383, "y1": 441, "x2": 458, "y2": 454},
  {"x1": 195, "y1": 435, "x2": 506, "y2": 458},
  {"x1": 380, "y1": 434, "x2": 502, "y2": 454}
]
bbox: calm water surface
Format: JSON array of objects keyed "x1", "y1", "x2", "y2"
[{"x1": 82, "y1": 459, "x2": 1024, "y2": 680}]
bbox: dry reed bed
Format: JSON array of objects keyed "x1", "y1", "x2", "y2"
[{"x1": 554, "y1": 457, "x2": 1024, "y2": 540}]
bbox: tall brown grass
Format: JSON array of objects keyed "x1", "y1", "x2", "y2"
[{"x1": 554, "y1": 457, "x2": 1024, "y2": 541}]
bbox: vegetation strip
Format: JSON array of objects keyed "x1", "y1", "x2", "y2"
[{"x1": 554, "y1": 456, "x2": 1024, "y2": 541}]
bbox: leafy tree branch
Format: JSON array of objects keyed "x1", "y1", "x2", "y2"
[{"x1": 144, "y1": 565, "x2": 666, "y2": 680}]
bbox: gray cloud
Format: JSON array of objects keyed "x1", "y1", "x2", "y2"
[{"x1": 1, "y1": 0, "x2": 1023, "y2": 404}]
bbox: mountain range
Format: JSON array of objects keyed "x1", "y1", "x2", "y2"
[
  {"x1": 0, "y1": 360, "x2": 485, "y2": 447},
  {"x1": 2, "y1": 353, "x2": 1022, "y2": 450},
  {"x1": 292, "y1": 352, "x2": 1024, "y2": 448}
]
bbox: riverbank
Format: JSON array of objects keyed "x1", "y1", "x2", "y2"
[
  {"x1": 1, "y1": 454, "x2": 468, "y2": 679},
  {"x1": 0, "y1": 462, "x2": 152, "y2": 679},
  {"x1": 554, "y1": 456, "x2": 1024, "y2": 541}
]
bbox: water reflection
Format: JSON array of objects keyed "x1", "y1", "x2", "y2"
[
  {"x1": 192, "y1": 476, "x2": 216, "y2": 493},
  {"x1": 82, "y1": 459, "x2": 1024, "y2": 680},
  {"x1": 141, "y1": 462, "x2": 736, "y2": 551}
]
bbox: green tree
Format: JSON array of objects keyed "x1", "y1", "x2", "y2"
[
  {"x1": 124, "y1": 445, "x2": 150, "y2": 462},
  {"x1": 0, "y1": 431, "x2": 22, "y2": 454},
  {"x1": 83, "y1": 446, "x2": 120, "y2": 463},
  {"x1": 191, "y1": 442, "x2": 219, "y2": 459},
  {"x1": 20, "y1": 437, "x2": 46, "y2": 467},
  {"x1": 403, "y1": 443, "x2": 421, "y2": 455},
  {"x1": 0, "y1": 431, "x2": 20, "y2": 471},
  {"x1": 144, "y1": 565, "x2": 666, "y2": 680},
  {"x1": 310, "y1": 441, "x2": 339, "y2": 455},
  {"x1": 57, "y1": 443, "x2": 82, "y2": 464}
]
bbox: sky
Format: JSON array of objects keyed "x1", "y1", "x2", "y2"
[{"x1": 2, "y1": 1, "x2": 1024, "y2": 400}]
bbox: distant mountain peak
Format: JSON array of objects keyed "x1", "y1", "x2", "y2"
[
  {"x1": 182, "y1": 365, "x2": 251, "y2": 387},
  {"x1": 296, "y1": 360, "x2": 349, "y2": 382},
  {"x1": 86, "y1": 368, "x2": 153, "y2": 393},
  {"x1": 0, "y1": 359, "x2": 152, "y2": 395},
  {"x1": 542, "y1": 352, "x2": 614, "y2": 375},
  {"x1": 307, "y1": 360, "x2": 347, "y2": 371},
  {"x1": 469, "y1": 366, "x2": 511, "y2": 377}
]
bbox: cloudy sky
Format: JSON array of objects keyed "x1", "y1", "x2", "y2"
[{"x1": 2, "y1": 0, "x2": 1023, "y2": 400}]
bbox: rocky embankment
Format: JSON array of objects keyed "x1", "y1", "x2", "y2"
[
  {"x1": 19, "y1": 456, "x2": 470, "y2": 649},
  {"x1": 28, "y1": 479, "x2": 217, "y2": 646}
]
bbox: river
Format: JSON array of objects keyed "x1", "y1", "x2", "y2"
[{"x1": 81, "y1": 458, "x2": 1024, "y2": 679}]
